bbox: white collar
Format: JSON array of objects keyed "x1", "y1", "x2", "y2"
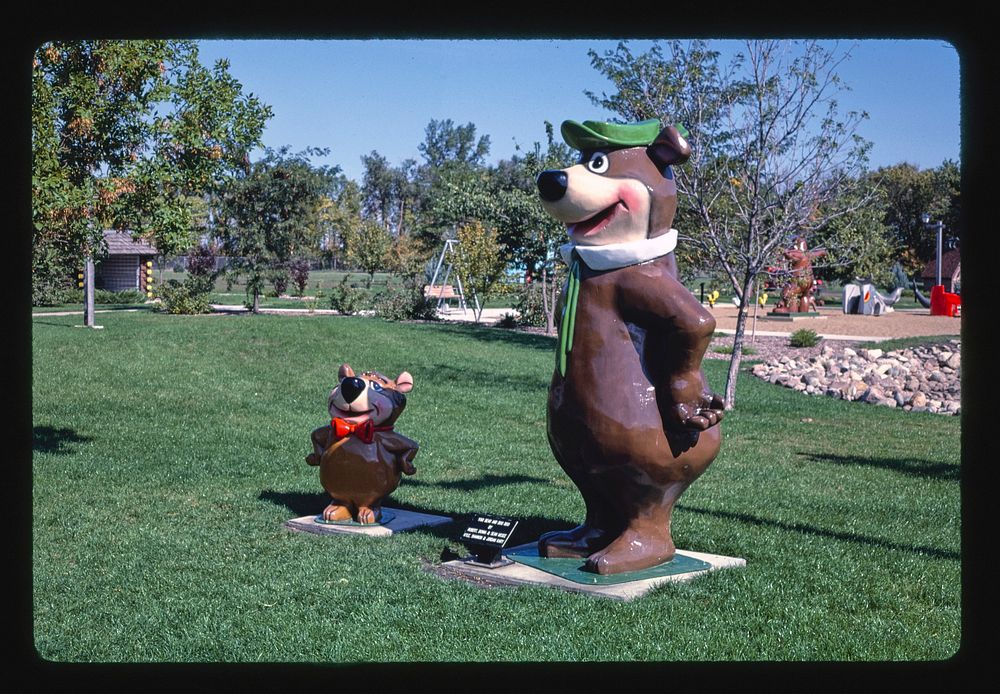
[{"x1": 559, "y1": 229, "x2": 678, "y2": 271}]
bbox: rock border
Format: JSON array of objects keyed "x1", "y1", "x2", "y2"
[{"x1": 750, "y1": 339, "x2": 961, "y2": 415}]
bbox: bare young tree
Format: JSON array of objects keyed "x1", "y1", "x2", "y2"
[{"x1": 589, "y1": 39, "x2": 874, "y2": 408}]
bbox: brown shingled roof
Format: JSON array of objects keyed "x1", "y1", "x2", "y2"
[
  {"x1": 103, "y1": 230, "x2": 157, "y2": 255},
  {"x1": 921, "y1": 248, "x2": 960, "y2": 279}
]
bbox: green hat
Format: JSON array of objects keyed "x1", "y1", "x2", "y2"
[{"x1": 561, "y1": 118, "x2": 662, "y2": 151}]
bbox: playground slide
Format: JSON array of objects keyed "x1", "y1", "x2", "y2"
[
  {"x1": 877, "y1": 286, "x2": 905, "y2": 306},
  {"x1": 913, "y1": 280, "x2": 931, "y2": 308}
]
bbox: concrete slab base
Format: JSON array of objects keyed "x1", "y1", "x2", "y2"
[
  {"x1": 764, "y1": 312, "x2": 827, "y2": 322},
  {"x1": 439, "y1": 543, "x2": 746, "y2": 601},
  {"x1": 284, "y1": 508, "x2": 452, "y2": 538}
]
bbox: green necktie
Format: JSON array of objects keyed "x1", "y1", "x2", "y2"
[{"x1": 557, "y1": 258, "x2": 581, "y2": 377}]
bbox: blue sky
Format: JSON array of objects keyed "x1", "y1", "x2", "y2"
[{"x1": 196, "y1": 38, "x2": 961, "y2": 182}]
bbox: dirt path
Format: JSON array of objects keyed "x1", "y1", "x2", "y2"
[{"x1": 707, "y1": 305, "x2": 962, "y2": 339}]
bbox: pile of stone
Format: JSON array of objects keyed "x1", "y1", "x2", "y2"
[{"x1": 750, "y1": 339, "x2": 961, "y2": 415}]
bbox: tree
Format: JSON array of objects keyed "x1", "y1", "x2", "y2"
[
  {"x1": 813, "y1": 179, "x2": 897, "y2": 287},
  {"x1": 360, "y1": 151, "x2": 418, "y2": 237},
  {"x1": 588, "y1": 39, "x2": 873, "y2": 408},
  {"x1": 316, "y1": 176, "x2": 364, "y2": 269},
  {"x1": 385, "y1": 234, "x2": 427, "y2": 279},
  {"x1": 503, "y1": 123, "x2": 575, "y2": 334},
  {"x1": 184, "y1": 241, "x2": 221, "y2": 294},
  {"x1": 343, "y1": 219, "x2": 393, "y2": 287},
  {"x1": 451, "y1": 220, "x2": 509, "y2": 323},
  {"x1": 408, "y1": 119, "x2": 494, "y2": 243},
  {"x1": 216, "y1": 146, "x2": 337, "y2": 312},
  {"x1": 429, "y1": 121, "x2": 573, "y2": 333},
  {"x1": 430, "y1": 173, "x2": 546, "y2": 271},
  {"x1": 288, "y1": 257, "x2": 312, "y2": 297},
  {"x1": 418, "y1": 118, "x2": 491, "y2": 171},
  {"x1": 31, "y1": 40, "x2": 271, "y2": 319},
  {"x1": 873, "y1": 161, "x2": 960, "y2": 267}
]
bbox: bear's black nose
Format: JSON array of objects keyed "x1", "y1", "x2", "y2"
[
  {"x1": 537, "y1": 170, "x2": 568, "y2": 202},
  {"x1": 339, "y1": 377, "x2": 366, "y2": 403}
]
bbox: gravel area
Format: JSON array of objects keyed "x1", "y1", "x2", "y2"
[
  {"x1": 705, "y1": 334, "x2": 859, "y2": 362},
  {"x1": 750, "y1": 340, "x2": 962, "y2": 415}
]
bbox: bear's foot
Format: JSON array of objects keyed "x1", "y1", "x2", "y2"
[
  {"x1": 356, "y1": 506, "x2": 381, "y2": 525},
  {"x1": 305, "y1": 452, "x2": 321, "y2": 466},
  {"x1": 584, "y1": 528, "x2": 676, "y2": 576},
  {"x1": 538, "y1": 524, "x2": 612, "y2": 559},
  {"x1": 321, "y1": 503, "x2": 353, "y2": 522}
]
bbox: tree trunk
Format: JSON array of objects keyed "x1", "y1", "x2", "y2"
[
  {"x1": 548, "y1": 274, "x2": 559, "y2": 336},
  {"x1": 541, "y1": 265, "x2": 556, "y2": 336},
  {"x1": 723, "y1": 273, "x2": 757, "y2": 410},
  {"x1": 83, "y1": 254, "x2": 96, "y2": 328}
]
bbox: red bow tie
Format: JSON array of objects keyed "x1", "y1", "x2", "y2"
[{"x1": 331, "y1": 418, "x2": 392, "y2": 444}]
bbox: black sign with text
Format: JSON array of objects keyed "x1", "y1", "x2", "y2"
[{"x1": 459, "y1": 514, "x2": 519, "y2": 565}]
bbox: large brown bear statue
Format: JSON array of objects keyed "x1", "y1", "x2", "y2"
[{"x1": 535, "y1": 119, "x2": 724, "y2": 575}]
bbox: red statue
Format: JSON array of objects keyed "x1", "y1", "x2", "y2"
[{"x1": 773, "y1": 236, "x2": 826, "y2": 314}]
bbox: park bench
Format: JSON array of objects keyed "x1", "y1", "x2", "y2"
[{"x1": 424, "y1": 284, "x2": 459, "y2": 300}]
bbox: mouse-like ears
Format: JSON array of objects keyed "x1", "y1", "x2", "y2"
[
  {"x1": 394, "y1": 371, "x2": 414, "y2": 393},
  {"x1": 647, "y1": 124, "x2": 692, "y2": 170}
]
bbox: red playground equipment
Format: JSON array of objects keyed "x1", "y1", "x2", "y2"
[{"x1": 929, "y1": 284, "x2": 961, "y2": 317}]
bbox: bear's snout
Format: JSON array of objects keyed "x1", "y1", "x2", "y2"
[
  {"x1": 339, "y1": 377, "x2": 366, "y2": 403},
  {"x1": 537, "y1": 170, "x2": 568, "y2": 202}
]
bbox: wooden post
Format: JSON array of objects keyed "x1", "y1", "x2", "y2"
[
  {"x1": 84, "y1": 254, "x2": 96, "y2": 328},
  {"x1": 751, "y1": 280, "x2": 759, "y2": 343}
]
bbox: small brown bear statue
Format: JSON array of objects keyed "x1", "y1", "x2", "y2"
[
  {"x1": 306, "y1": 364, "x2": 418, "y2": 524},
  {"x1": 535, "y1": 119, "x2": 725, "y2": 575}
]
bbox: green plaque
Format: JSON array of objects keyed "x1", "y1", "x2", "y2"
[{"x1": 505, "y1": 545, "x2": 712, "y2": 585}]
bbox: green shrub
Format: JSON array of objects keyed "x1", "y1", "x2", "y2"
[
  {"x1": 713, "y1": 343, "x2": 758, "y2": 356},
  {"x1": 32, "y1": 286, "x2": 147, "y2": 307},
  {"x1": 512, "y1": 282, "x2": 548, "y2": 328},
  {"x1": 32, "y1": 283, "x2": 78, "y2": 307},
  {"x1": 183, "y1": 274, "x2": 215, "y2": 297},
  {"x1": 158, "y1": 280, "x2": 212, "y2": 315},
  {"x1": 497, "y1": 312, "x2": 519, "y2": 329},
  {"x1": 289, "y1": 258, "x2": 311, "y2": 297},
  {"x1": 95, "y1": 289, "x2": 147, "y2": 304},
  {"x1": 371, "y1": 279, "x2": 437, "y2": 322},
  {"x1": 789, "y1": 328, "x2": 820, "y2": 348},
  {"x1": 268, "y1": 266, "x2": 289, "y2": 297},
  {"x1": 329, "y1": 274, "x2": 369, "y2": 315}
]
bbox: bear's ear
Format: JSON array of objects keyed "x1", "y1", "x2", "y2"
[
  {"x1": 394, "y1": 371, "x2": 414, "y2": 393},
  {"x1": 338, "y1": 364, "x2": 354, "y2": 379},
  {"x1": 646, "y1": 125, "x2": 691, "y2": 170}
]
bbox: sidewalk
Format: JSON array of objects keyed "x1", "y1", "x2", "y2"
[
  {"x1": 207, "y1": 304, "x2": 516, "y2": 324},
  {"x1": 32, "y1": 304, "x2": 518, "y2": 323},
  {"x1": 434, "y1": 307, "x2": 514, "y2": 324},
  {"x1": 33, "y1": 303, "x2": 961, "y2": 342}
]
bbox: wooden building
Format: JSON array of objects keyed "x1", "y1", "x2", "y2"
[
  {"x1": 920, "y1": 247, "x2": 961, "y2": 293},
  {"x1": 95, "y1": 231, "x2": 157, "y2": 292}
]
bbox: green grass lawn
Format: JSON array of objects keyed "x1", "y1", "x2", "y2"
[
  {"x1": 157, "y1": 268, "x2": 394, "y2": 308},
  {"x1": 154, "y1": 268, "x2": 510, "y2": 311},
  {"x1": 31, "y1": 312, "x2": 961, "y2": 662}
]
